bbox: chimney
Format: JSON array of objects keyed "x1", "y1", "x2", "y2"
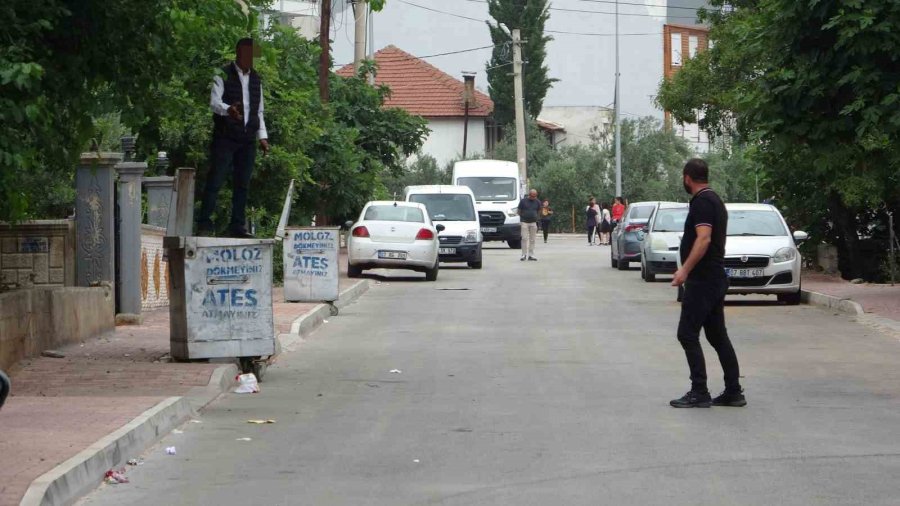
[{"x1": 462, "y1": 72, "x2": 476, "y2": 108}]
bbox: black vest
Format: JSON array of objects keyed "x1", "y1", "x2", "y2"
[{"x1": 213, "y1": 64, "x2": 261, "y2": 142}]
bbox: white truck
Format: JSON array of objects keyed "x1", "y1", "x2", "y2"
[{"x1": 451, "y1": 160, "x2": 522, "y2": 249}]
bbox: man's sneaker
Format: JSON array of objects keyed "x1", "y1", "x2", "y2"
[
  {"x1": 669, "y1": 391, "x2": 712, "y2": 408},
  {"x1": 712, "y1": 390, "x2": 747, "y2": 407},
  {"x1": 521, "y1": 256, "x2": 526, "y2": 261},
  {"x1": 528, "y1": 257, "x2": 538, "y2": 261}
]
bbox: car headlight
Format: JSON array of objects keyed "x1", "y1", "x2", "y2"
[
  {"x1": 507, "y1": 207, "x2": 518, "y2": 217},
  {"x1": 651, "y1": 238, "x2": 668, "y2": 251},
  {"x1": 465, "y1": 230, "x2": 478, "y2": 243},
  {"x1": 773, "y1": 247, "x2": 796, "y2": 263}
]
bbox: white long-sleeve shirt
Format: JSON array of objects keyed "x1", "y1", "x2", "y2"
[{"x1": 210, "y1": 62, "x2": 267, "y2": 140}]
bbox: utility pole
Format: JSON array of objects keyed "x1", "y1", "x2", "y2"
[
  {"x1": 318, "y1": 0, "x2": 332, "y2": 103},
  {"x1": 614, "y1": 0, "x2": 622, "y2": 198},
  {"x1": 512, "y1": 28, "x2": 528, "y2": 195},
  {"x1": 353, "y1": 0, "x2": 366, "y2": 74},
  {"x1": 367, "y1": 3, "x2": 375, "y2": 85}
]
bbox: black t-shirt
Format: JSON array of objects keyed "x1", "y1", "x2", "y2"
[
  {"x1": 518, "y1": 198, "x2": 541, "y2": 223},
  {"x1": 680, "y1": 187, "x2": 727, "y2": 281}
]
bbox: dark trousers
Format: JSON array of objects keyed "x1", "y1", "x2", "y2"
[
  {"x1": 541, "y1": 220, "x2": 551, "y2": 241},
  {"x1": 586, "y1": 224, "x2": 596, "y2": 243},
  {"x1": 198, "y1": 136, "x2": 256, "y2": 232},
  {"x1": 677, "y1": 276, "x2": 742, "y2": 394}
]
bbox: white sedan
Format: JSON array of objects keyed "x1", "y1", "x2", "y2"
[
  {"x1": 346, "y1": 201, "x2": 444, "y2": 281},
  {"x1": 676, "y1": 203, "x2": 808, "y2": 304}
]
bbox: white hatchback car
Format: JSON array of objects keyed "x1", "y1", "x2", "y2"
[
  {"x1": 676, "y1": 203, "x2": 808, "y2": 304},
  {"x1": 346, "y1": 201, "x2": 443, "y2": 281}
]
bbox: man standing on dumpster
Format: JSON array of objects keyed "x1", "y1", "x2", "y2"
[
  {"x1": 670, "y1": 158, "x2": 746, "y2": 408},
  {"x1": 198, "y1": 38, "x2": 270, "y2": 238}
]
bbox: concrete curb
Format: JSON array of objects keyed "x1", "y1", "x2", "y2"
[
  {"x1": 800, "y1": 289, "x2": 865, "y2": 316},
  {"x1": 19, "y1": 363, "x2": 238, "y2": 506},
  {"x1": 19, "y1": 397, "x2": 193, "y2": 506},
  {"x1": 280, "y1": 280, "x2": 370, "y2": 353}
]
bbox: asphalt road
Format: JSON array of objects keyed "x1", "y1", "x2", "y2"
[{"x1": 82, "y1": 235, "x2": 900, "y2": 505}]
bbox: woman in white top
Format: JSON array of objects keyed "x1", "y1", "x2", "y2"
[{"x1": 598, "y1": 202, "x2": 612, "y2": 245}]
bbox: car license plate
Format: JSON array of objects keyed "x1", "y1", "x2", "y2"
[
  {"x1": 481, "y1": 227, "x2": 497, "y2": 233},
  {"x1": 378, "y1": 250, "x2": 407, "y2": 260},
  {"x1": 439, "y1": 247, "x2": 456, "y2": 255},
  {"x1": 726, "y1": 268, "x2": 765, "y2": 278}
]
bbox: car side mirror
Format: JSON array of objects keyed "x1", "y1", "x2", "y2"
[
  {"x1": 642, "y1": 226, "x2": 649, "y2": 234},
  {"x1": 436, "y1": 224, "x2": 446, "y2": 233},
  {"x1": 343, "y1": 220, "x2": 354, "y2": 230},
  {"x1": 792, "y1": 230, "x2": 809, "y2": 243}
]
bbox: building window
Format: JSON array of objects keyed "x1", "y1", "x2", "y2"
[
  {"x1": 671, "y1": 33, "x2": 683, "y2": 66},
  {"x1": 689, "y1": 36, "x2": 699, "y2": 59}
]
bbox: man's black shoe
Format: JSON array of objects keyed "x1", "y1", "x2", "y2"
[
  {"x1": 528, "y1": 257, "x2": 538, "y2": 261},
  {"x1": 230, "y1": 228, "x2": 255, "y2": 239},
  {"x1": 712, "y1": 390, "x2": 747, "y2": 407},
  {"x1": 670, "y1": 391, "x2": 712, "y2": 408}
]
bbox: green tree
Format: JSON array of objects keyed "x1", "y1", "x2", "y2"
[
  {"x1": 485, "y1": 0, "x2": 557, "y2": 125},
  {"x1": 657, "y1": 0, "x2": 900, "y2": 279},
  {"x1": 379, "y1": 155, "x2": 452, "y2": 200}
]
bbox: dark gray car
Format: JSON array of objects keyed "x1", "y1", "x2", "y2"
[{"x1": 610, "y1": 202, "x2": 657, "y2": 270}]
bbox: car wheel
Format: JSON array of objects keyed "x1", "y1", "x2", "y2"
[
  {"x1": 642, "y1": 261, "x2": 656, "y2": 282},
  {"x1": 617, "y1": 256, "x2": 629, "y2": 270},
  {"x1": 425, "y1": 261, "x2": 439, "y2": 281},
  {"x1": 468, "y1": 260, "x2": 483, "y2": 269},
  {"x1": 347, "y1": 262, "x2": 362, "y2": 278},
  {"x1": 777, "y1": 290, "x2": 801, "y2": 305},
  {"x1": 611, "y1": 251, "x2": 618, "y2": 268},
  {"x1": 676, "y1": 285, "x2": 684, "y2": 302},
  {"x1": 507, "y1": 239, "x2": 522, "y2": 249}
]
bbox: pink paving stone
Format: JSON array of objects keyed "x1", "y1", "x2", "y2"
[
  {"x1": 803, "y1": 271, "x2": 900, "y2": 322},
  {"x1": 1, "y1": 266, "x2": 358, "y2": 505}
]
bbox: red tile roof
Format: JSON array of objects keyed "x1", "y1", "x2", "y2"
[{"x1": 337, "y1": 45, "x2": 494, "y2": 118}]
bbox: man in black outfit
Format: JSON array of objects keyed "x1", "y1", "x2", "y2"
[
  {"x1": 198, "y1": 38, "x2": 270, "y2": 238},
  {"x1": 670, "y1": 159, "x2": 746, "y2": 408}
]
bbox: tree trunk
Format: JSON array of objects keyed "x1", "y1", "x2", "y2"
[{"x1": 828, "y1": 191, "x2": 862, "y2": 280}]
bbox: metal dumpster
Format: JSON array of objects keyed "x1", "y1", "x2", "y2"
[
  {"x1": 165, "y1": 236, "x2": 276, "y2": 374},
  {"x1": 283, "y1": 227, "x2": 340, "y2": 303}
]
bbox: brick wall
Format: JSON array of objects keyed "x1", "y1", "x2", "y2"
[
  {"x1": 0, "y1": 220, "x2": 75, "y2": 290},
  {"x1": 140, "y1": 225, "x2": 170, "y2": 310}
]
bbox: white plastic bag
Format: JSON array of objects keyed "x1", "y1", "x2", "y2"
[{"x1": 233, "y1": 373, "x2": 260, "y2": 394}]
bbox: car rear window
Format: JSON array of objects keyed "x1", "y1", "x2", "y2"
[
  {"x1": 409, "y1": 194, "x2": 475, "y2": 221},
  {"x1": 628, "y1": 205, "x2": 654, "y2": 220},
  {"x1": 364, "y1": 205, "x2": 425, "y2": 223}
]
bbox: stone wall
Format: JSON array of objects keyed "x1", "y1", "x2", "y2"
[
  {"x1": 0, "y1": 220, "x2": 75, "y2": 290},
  {"x1": 0, "y1": 287, "x2": 115, "y2": 370},
  {"x1": 141, "y1": 225, "x2": 170, "y2": 310}
]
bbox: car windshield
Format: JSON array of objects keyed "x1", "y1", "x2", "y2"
[
  {"x1": 364, "y1": 205, "x2": 425, "y2": 223},
  {"x1": 653, "y1": 208, "x2": 689, "y2": 232},
  {"x1": 727, "y1": 210, "x2": 788, "y2": 236},
  {"x1": 409, "y1": 194, "x2": 476, "y2": 221},
  {"x1": 627, "y1": 205, "x2": 654, "y2": 221},
  {"x1": 457, "y1": 177, "x2": 517, "y2": 201}
]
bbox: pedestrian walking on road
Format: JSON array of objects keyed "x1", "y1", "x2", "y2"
[
  {"x1": 540, "y1": 200, "x2": 554, "y2": 243},
  {"x1": 198, "y1": 38, "x2": 271, "y2": 238},
  {"x1": 517, "y1": 189, "x2": 541, "y2": 261},
  {"x1": 585, "y1": 197, "x2": 600, "y2": 245},
  {"x1": 670, "y1": 159, "x2": 745, "y2": 409},
  {"x1": 598, "y1": 203, "x2": 612, "y2": 245}
]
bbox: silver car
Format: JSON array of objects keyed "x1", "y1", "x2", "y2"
[
  {"x1": 610, "y1": 201, "x2": 657, "y2": 270},
  {"x1": 639, "y1": 202, "x2": 689, "y2": 282}
]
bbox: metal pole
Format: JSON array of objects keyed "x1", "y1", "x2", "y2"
[
  {"x1": 890, "y1": 210, "x2": 896, "y2": 286},
  {"x1": 463, "y1": 101, "x2": 469, "y2": 158},
  {"x1": 614, "y1": 0, "x2": 622, "y2": 198},
  {"x1": 367, "y1": 2, "x2": 375, "y2": 85},
  {"x1": 513, "y1": 28, "x2": 528, "y2": 194}
]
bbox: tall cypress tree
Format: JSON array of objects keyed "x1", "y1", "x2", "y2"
[{"x1": 485, "y1": 0, "x2": 557, "y2": 126}]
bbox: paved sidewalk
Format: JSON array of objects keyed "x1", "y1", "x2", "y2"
[
  {"x1": 0, "y1": 271, "x2": 354, "y2": 506},
  {"x1": 803, "y1": 271, "x2": 900, "y2": 323}
]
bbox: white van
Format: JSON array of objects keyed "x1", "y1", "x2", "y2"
[
  {"x1": 404, "y1": 185, "x2": 483, "y2": 269},
  {"x1": 451, "y1": 160, "x2": 522, "y2": 249}
]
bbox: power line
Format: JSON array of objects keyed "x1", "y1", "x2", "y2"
[
  {"x1": 460, "y1": 0, "x2": 702, "y2": 20},
  {"x1": 397, "y1": 0, "x2": 667, "y2": 36},
  {"x1": 576, "y1": 0, "x2": 711, "y2": 11}
]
